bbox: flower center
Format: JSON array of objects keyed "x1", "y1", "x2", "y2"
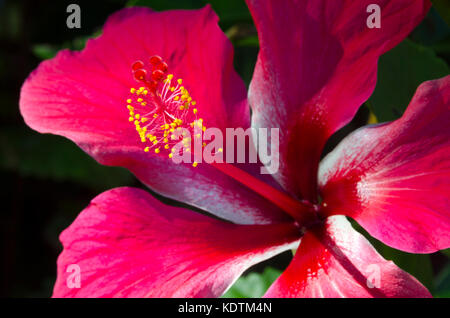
[
  {"x1": 125, "y1": 56, "x2": 317, "y2": 226},
  {"x1": 125, "y1": 55, "x2": 205, "y2": 161}
]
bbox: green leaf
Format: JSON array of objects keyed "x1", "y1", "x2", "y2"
[
  {"x1": 203, "y1": 0, "x2": 252, "y2": 28},
  {"x1": 410, "y1": 7, "x2": 450, "y2": 46},
  {"x1": 127, "y1": 0, "x2": 203, "y2": 11},
  {"x1": 32, "y1": 32, "x2": 100, "y2": 60},
  {"x1": 432, "y1": 0, "x2": 450, "y2": 27},
  {"x1": 128, "y1": 0, "x2": 252, "y2": 29},
  {"x1": 434, "y1": 264, "x2": 450, "y2": 298},
  {"x1": 369, "y1": 39, "x2": 449, "y2": 122},
  {"x1": 442, "y1": 249, "x2": 450, "y2": 258},
  {"x1": 222, "y1": 267, "x2": 281, "y2": 298},
  {"x1": 234, "y1": 35, "x2": 259, "y2": 47},
  {"x1": 32, "y1": 44, "x2": 59, "y2": 60}
]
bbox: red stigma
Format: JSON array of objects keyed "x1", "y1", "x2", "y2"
[
  {"x1": 157, "y1": 62, "x2": 168, "y2": 72},
  {"x1": 148, "y1": 80, "x2": 158, "y2": 90},
  {"x1": 133, "y1": 69, "x2": 147, "y2": 81},
  {"x1": 152, "y1": 70, "x2": 165, "y2": 81},
  {"x1": 131, "y1": 55, "x2": 170, "y2": 94},
  {"x1": 132, "y1": 60, "x2": 144, "y2": 71},
  {"x1": 149, "y1": 55, "x2": 163, "y2": 65}
]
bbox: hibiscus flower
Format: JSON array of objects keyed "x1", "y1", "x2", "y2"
[{"x1": 19, "y1": 0, "x2": 448, "y2": 298}]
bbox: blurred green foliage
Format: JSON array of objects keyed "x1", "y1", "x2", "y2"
[
  {"x1": 369, "y1": 6, "x2": 450, "y2": 122},
  {"x1": 0, "y1": 128, "x2": 133, "y2": 191},
  {"x1": 32, "y1": 33, "x2": 100, "y2": 60},
  {"x1": 435, "y1": 261, "x2": 450, "y2": 297},
  {"x1": 127, "y1": 0, "x2": 252, "y2": 30},
  {"x1": 0, "y1": 0, "x2": 449, "y2": 298},
  {"x1": 432, "y1": 0, "x2": 450, "y2": 27},
  {"x1": 369, "y1": 38, "x2": 449, "y2": 122}
]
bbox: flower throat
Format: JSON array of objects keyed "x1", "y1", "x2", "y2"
[{"x1": 125, "y1": 56, "x2": 318, "y2": 226}]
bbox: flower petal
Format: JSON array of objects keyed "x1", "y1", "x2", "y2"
[
  {"x1": 319, "y1": 76, "x2": 450, "y2": 253},
  {"x1": 53, "y1": 187, "x2": 300, "y2": 298},
  {"x1": 19, "y1": 6, "x2": 290, "y2": 224},
  {"x1": 246, "y1": 0, "x2": 430, "y2": 201},
  {"x1": 264, "y1": 216, "x2": 430, "y2": 298}
]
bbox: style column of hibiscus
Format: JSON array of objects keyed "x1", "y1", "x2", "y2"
[{"x1": 19, "y1": 0, "x2": 449, "y2": 298}]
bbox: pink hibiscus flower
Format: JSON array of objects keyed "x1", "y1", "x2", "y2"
[{"x1": 19, "y1": 0, "x2": 449, "y2": 298}]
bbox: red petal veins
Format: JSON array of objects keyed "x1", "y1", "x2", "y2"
[
  {"x1": 319, "y1": 76, "x2": 450, "y2": 253},
  {"x1": 19, "y1": 6, "x2": 290, "y2": 224},
  {"x1": 246, "y1": 0, "x2": 430, "y2": 201},
  {"x1": 265, "y1": 216, "x2": 431, "y2": 298},
  {"x1": 53, "y1": 187, "x2": 301, "y2": 298}
]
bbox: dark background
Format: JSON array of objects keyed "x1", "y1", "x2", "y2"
[{"x1": 0, "y1": 0, "x2": 449, "y2": 297}]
